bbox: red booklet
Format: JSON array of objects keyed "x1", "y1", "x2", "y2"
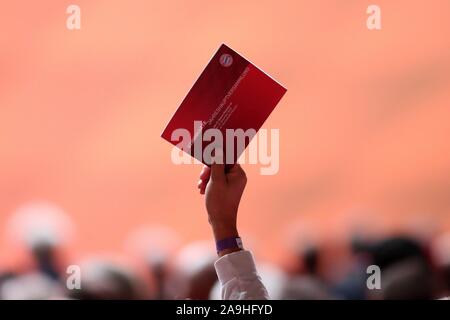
[{"x1": 161, "y1": 44, "x2": 286, "y2": 166}]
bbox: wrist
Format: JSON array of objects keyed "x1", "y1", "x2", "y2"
[
  {"x1": 216, "y1": 236, "x2": 244, "y2": 257},
  {"x1": 211, "y1": 224, "x2": 238, "y2": 242},
  {"x1": 217, "y1": 247, "x2": 242, "y2": 257}
]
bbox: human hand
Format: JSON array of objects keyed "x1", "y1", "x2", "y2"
[{"x1": 197, "y1": 162, "x2": 247, "y2": 248}]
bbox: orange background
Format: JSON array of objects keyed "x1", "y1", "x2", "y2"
[{"x1": 1, "y1": 1, "x2": 450, "y2": 265}]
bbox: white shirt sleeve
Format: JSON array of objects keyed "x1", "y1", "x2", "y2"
[{"x1": 214, "y1": 250, "x2": 269, "y2": 300}]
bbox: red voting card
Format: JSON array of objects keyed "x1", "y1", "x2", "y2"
[{"x1": 161, "y1": 44, "x2": 286, "y2": 165}]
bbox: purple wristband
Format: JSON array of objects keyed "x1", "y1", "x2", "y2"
[{"x1": 216, "y1": 237, "x2": 243, "y2": 253}]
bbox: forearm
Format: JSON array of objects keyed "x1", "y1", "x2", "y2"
[
  {"x1": 211, "y1": 224, "x2": 241, "y2": 257},
  {"x1": 199, "y1": 163, "x2": 268, "y2": 299}
]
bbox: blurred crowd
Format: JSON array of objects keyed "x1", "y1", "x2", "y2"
[{"x1": 0, "y1": 201, "x2": 449, "y2": 300}]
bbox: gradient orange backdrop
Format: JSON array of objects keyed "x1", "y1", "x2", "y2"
[{"x1": 1, "y1": 1, "x2": 450, "y2": 266}]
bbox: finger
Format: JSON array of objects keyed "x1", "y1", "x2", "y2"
[
  {"x1": 198, "y1": 165, "x2": 211, "y2": 192},
  {"x1": 200, "y1": 165, "x2": 210, "y2": 179},
  {"x1": 199, "y1": 181, "x2": 207, "y2": 194},
  {"x1": 200, "y1": 167, "x2": 211, "y2": 188},
  {"x1": 198, "y1": 179, "x2": 208, "y2": 191}
]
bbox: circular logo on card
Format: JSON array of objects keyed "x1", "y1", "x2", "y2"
[{"x1": 219, "y1": 53, "x2": 233, "y2": 67}]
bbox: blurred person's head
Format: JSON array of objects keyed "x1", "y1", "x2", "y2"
[
  {"x1": 4, "y1": 201, "x2": 75, "y2": 280},
  {"x1": 0, "y1": 272, "x2": 64, "y2": 300},
  {"x1": 368, "y1": 236, "x2": 429, "y2": 270},
  {"x1": 365, "y1": 236, "x2": 436, "y2": 299},
  {"x1": 301, "y1": 245, "x2": 320, "y2": 275},
  {"x1": 430, "y1": 232, "x2": 450, "y2": 296},
  {"x1": 171, "y1": 241, "x2": 217, "y2": 300},
  {"x1": 123, "y1": 225, "x2": 181, "y2": 299},
  {"x1": 0, "y1": 271, "x2": 18, "y2": 299},
  {"x1": 368, "y1": 257, "x2": 435, "y2": 300},
  {"x1": 68, "y1": 258, "x2": 144, "y2": 300},
  {"x1": 279, "y1": 276, "x2": 334, "y2": 300},
  {"x1": 281, "y1": 219, "x2": 324, "y2": 277},
  {"x1": 286, "y1": 242, "x2": 323, "y2": 277}
]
